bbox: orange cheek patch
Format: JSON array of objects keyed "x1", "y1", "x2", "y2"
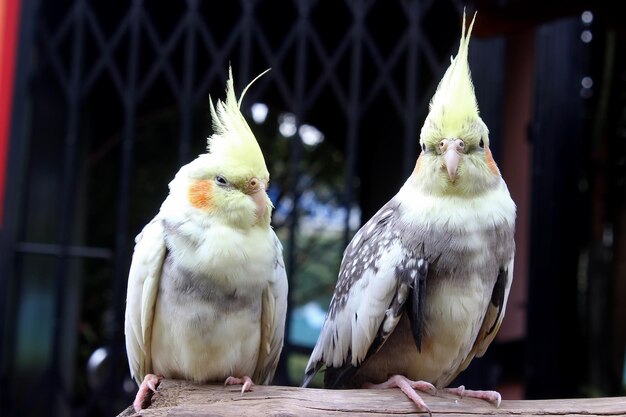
[
  {"x1": 188, "y1": 180, "x2": 214, "y2": 211},
  {"x1": 485, "y1": 147, "x2": 500, "y2": 176}
]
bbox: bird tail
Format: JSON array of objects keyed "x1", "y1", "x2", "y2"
[{"x1": 301, "y1": 361, "x2": 323, "y2": 388}]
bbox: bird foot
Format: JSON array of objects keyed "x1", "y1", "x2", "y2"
[
  {"x1": 224, "y1": 375, "x2": 255, "y2": 395},
  {"x1": 133, "y1": 374, "x2": 163, "y2": 412},
  {"x1": 443, "y1": 385, "x2": 502, "y2": 407},
  {"x1": 363, "y1": 375, "x2": 436, "y2": 416}
]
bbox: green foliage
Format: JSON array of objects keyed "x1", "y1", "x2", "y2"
[{"x1": 288, "y1": 353, "x2": 324, "y2": 388}]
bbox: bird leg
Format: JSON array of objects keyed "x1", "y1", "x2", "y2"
[
  {"x1": 443, "y1": 385, "x2": 502, "y2": 407},
  {"x1": 223, "y1": 375, "x2": 255, "y2": 395},
  {"x1": 363, "y1": 375, "x2": 436, "y2": 417},
  {"x1": 133, "y1": 373, "x2": 163, "y2": 412}
]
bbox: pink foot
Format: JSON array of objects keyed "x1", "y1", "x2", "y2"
[
  {"x1": 133, "y1": 374, "x2": 163, "y2": 412},
  {"x1": 224, "y1": 375, "x2": 254, "y2": 395},
  {"x1": 363, "y1": 375, "x2": 436, "y2": 416},
  {"x1": 444, "y1": 385, "x2": 502, "y2": 407}
]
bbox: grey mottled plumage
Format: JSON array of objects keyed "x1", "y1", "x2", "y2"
[{"x1": 302, "y1": 13, "x2": 516, "y2": 412}]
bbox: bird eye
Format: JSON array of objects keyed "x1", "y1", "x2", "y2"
[
  {"x1": 479, "y1": 138, "x2": 485, "y2": 148},
  {"x1": 421, "y1": 143, "x2": 426, "y2": 153},
  {"x1": 215, "y1": 175, "x2": 228, "y2": 186}
]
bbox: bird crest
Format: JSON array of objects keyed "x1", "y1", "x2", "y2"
[
  {"x1": 208, "y1": 66, "x2": 270, "y2": 178},
  {"x1": 424, "y1": 11, "x2": 480, "y2": 140}
]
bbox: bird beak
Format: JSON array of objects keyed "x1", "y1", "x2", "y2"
[
  {"x1": 246, "y1": 178, "x2": 268, "y2": 220},
  {"x1": 441, "y1": 139, "x2": 464, "y2": 181}
]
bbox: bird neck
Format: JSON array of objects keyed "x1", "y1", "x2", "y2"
[{"x1": 405, "y1": 171, "x2": 498, "y2": 199}]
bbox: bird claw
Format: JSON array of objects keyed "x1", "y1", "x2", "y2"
[
  {"x1": 146, "y1": 376, "x2": 162, "y2": 393},
  {"x1": 133, "y1": 374, "x2": 163, "y2": 412},
  {"x1": 444, "y1": 384, "x2": 465, "y2": 397},
  {"x1": 224, "y1": 375, "x2": 254, "y2": 395},
  {"x1": 363, "y1": 375, "x2": 434, "y2": 416},
  {"x1": 444, "y1": 385, "x2": 502, "y2": 408}
]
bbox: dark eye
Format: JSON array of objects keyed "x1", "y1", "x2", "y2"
[
  {"x1": 215, "y1": 175, "x2": 228, "y2": 186},
  {"x1": 479, "y1": 138, "x2": 485, "y2": 148},
  {"x1": 421, "y1": 143, "x2": 426, "y2": 153}
]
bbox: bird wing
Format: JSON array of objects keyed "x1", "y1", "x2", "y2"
[
  {"x1": 124, "y1": 217, "x2": 167, "y2": 385},
  {"x1": 473, "y1": 257, "x2": 515, "y2": 358},
  {"x1": 253, "y1": 232, "x2": 288, "y2": 384},
  {"x1": 303, "y1": 201, "x2": 423, "y2": 388},
  {"x1": 454, "y1": 257, "x2": 515, "y2": 378}
]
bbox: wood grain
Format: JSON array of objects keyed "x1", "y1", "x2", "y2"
[{"x1": 117, "y1": 379, "x2": 626, "y2": 416}]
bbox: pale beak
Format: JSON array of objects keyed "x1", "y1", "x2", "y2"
[
  {"x1": 440, "y1": 139, "x2": 465, "y2": 181},
  {"x1": 247, "y1": 178, "x2": 268, "y2": 220}
]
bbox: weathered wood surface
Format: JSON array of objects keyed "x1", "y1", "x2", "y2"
[{"x1": 117, "y1": 379, "x2": 626, "y2": 417}]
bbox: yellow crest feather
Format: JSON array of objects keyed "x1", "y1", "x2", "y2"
[
  {"x1": 208, "y1": 66, "x2": 271, "y2": 178},
  {"x1": 425, "y1": 11, "x2": 479, "y2": 140}
]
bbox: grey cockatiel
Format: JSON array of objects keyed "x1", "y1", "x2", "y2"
[
  {"x1": 302, "y1": 13, "x2": 516, "y2": 415},
  {"x1": 124, "y1": 68, "x2": 288, "y2": 412}
]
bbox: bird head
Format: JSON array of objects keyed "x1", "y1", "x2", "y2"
[
  {"x1": 171, "y1": 67, "x2": 273, "y2": 229},
  {"x1": 412, "y1": 12, "x2": 501, "y2": 196}
]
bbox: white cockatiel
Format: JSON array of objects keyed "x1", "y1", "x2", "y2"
[
  {"x1": 302, "y1": 12, "x2": 516, "y2": 415},
  {"x1": 124, "y1": 68, "x2": 288, "y2": 412}
]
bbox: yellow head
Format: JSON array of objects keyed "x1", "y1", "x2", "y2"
[
  {"x1": 175, "y1": 67, "x2": 273, "y2": 229},
  {"x1": 413, "y1": 12, "x2": 501, "y2": 196}
]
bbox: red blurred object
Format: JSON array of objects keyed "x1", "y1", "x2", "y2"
[{"x1": 0, "y1": 0, "x2": 20, "y2": 227}]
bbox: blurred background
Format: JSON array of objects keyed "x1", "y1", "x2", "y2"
[{"x1": 0, "y1": 0, "x2": 625, "y2": 416}]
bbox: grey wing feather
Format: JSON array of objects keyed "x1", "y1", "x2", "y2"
[
  {"x1": 253, "y1": 233, "x2": 288, "y2": 384},
  {"x1": 303, "y1": 201, "x2": 418, "y2": 387},
  {"x1": 474, "y1": 257, "x2": 514, "y2": 357},
  {"x1": 406, "y1": 258, "x2": 428, "y2": 352},
  {"x1": 455, "y1": 257, "x2": 514, "y2": 378}
]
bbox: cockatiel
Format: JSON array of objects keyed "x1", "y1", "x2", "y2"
[
  {"x1": 302, "y1": 12, "x2": 515, "y2": 415},
  {"x1": 124, "y1": 68, "x2": 288, "y2": 412}
]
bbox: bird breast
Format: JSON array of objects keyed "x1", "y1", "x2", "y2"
[
  {"x1": 163, "y1": 216, "x2": 277, "y2": 288},
  {"x1": 150, "y1": 251, "x2": 264, "y2": 382},
  {"x1": 149, "y1": 218, "x2": 277, "y2": 382},
  {"x1": 352, "y1": 227, "x2": 499, "y2": 388},
  {"x1": 351, "y1": 182, "x2": 515, "y2": 387}
]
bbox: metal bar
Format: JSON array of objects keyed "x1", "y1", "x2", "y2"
[
  {"x1": 192, "y1": 12, "x2": 225, "y2": 102},
  {"x1": 403, "y1": 0, "x2": 419, "y2": 177},
  {"x1": 40, "y1": 22, "x2": 70, "y2": 94},
  {"x1": 304, "y1": 28, "x2": 350, "y2": 114},
  {"x1": 282, "y1": 342, "x2": 317, "y2": 356},
  {"x1": 107, "y1": 0, "x2": 141, "y2": 412},
  {"x1": 245, "y1": 17, "x2": 298, "y2": 107},
  {"x1": 342, "y1": 0, "x2": 364, "y2": 247},
  {"x1": 14, "y1": 241, "x2": 114, "y2": 259},
  {"x1": 526, "y1": 17, "x2": 586, "y2": 399},
  {"x1": 195, "y1": 0, "x2": 250, "y2": 95},
  {"x1": 137, "y1": 10, "x2": 184, "y2": 102},
  {"x1": 360, "y1": 30, "x2": 408, "y2": 114},
  {"x1": 81, "y1": 4, "x2": 128, "y2": 98},
  {"x1": 178, "y1": 0, "x2": 197, "y2": 165},
  {"x1": 279, "y1": 0, "x2": 310, "y2": 386},
  {"x1": 47, "y1": 1, "x2": 85, "y2": 413},
  {"x1": 238, "y1": 0, "x2": 255, "y2": 91}
]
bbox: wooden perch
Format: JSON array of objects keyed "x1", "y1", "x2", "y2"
[{"x1": 117, "y1": 379, "x2": 626, "y2": 416}]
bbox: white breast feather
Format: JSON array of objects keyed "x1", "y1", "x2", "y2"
[{"x1": 398, "y1": 178, "x2": 515, "y2": 231}]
